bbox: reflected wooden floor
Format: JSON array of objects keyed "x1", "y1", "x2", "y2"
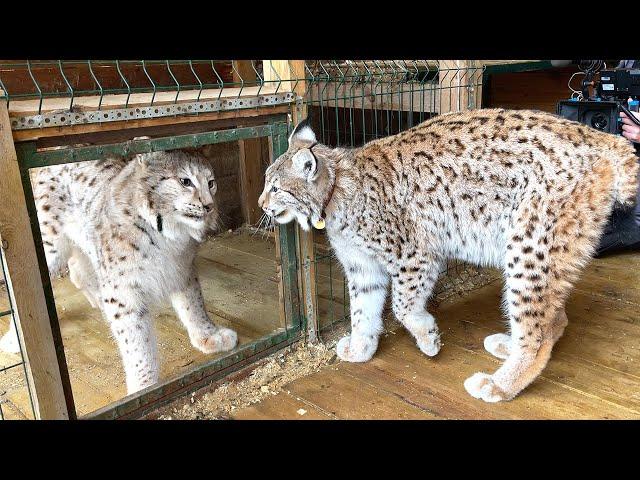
[
  {"x1": 232, "y1": 251, "x2": 640, "y2": 420},
  {"x1": 0, "y1": 229, "x2": 285, "y2": 418}
]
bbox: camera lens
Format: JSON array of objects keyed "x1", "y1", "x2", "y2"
[{"x1": 591, "y1": 112, "x2": 608, "y2": 131}]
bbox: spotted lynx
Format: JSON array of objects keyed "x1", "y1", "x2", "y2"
[
  {"x1": 259, "y1": 109, "x2": 639, "y2": 402},
  {"x1": 0, "y1": 150, "x2": 238, "y2": 394}
]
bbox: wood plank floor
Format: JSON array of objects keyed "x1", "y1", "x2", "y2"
[
  {"x1": 232, "y1": 251, "x2": 640, "y2": 420},
  {"x1": 0, "y1": 230, "x2": 283, "y2": 418}
]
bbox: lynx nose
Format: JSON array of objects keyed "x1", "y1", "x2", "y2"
[
  {"x1": 203, "y1": 203, "x2": 214, "y2": 213},
  {"x1": 258, "y1": 191, "x2": 266, "y2": 210}
]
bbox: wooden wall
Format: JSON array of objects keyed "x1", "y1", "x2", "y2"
[
  {"x1": 483, "y1": 65, "x2": 581, "y2": 112},
  {"x1": 200, "y1": 142, "x2": 244, "y2": 231}
]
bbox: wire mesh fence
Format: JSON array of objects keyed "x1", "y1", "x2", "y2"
[
  {"x1": 290, "y1": 60, "x2": 495, "y2": 338},
  {"x1": 0, "y1": 248, "x2": 37, "y2": 420}
]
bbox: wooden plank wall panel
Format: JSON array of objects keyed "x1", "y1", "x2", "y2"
[{"x1": 484, "y1": 65, "x2": 580, "y2": 112}]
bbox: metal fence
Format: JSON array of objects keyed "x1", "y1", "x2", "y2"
[
  {"x1": 0, "y1": 249, "x2": 37, "y2": 420},
  {"x1": 295, "y1": 60, "x2": 490, "y2": 337},
  {"x1": 0, "y1": 59, "x2": 497, "y2": 418}
]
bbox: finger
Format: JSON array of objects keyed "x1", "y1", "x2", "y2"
[
  {"x1": 620, "y1": 116, "x2": 637, "y2": 126},
  {"x1": 622, "y1": 127, "x2": 640, "y2": 142},
  {"x1": 621, "y1": 124, "x2": 640, "y2": 136}
]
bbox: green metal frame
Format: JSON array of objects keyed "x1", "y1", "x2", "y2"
[{"x1": 13, "y1": 119, "x2": 303, "y2": 420}]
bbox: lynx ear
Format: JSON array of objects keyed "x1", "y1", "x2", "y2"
[
  {"x1": 292, "y1": 149, "x2": 317, "y2": 181},
  {"x1": 289, "y1": 118, "x2": 317, "y2": 146}
]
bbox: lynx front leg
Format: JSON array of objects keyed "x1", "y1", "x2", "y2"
[
  {"x1": 68, "y1": 251, "x2": 100, "y2": 309},
  {"x1": 105, "y1": 300, "x2": 159, "y2": 395},
  {"x1": 170, "y1": 270, "x2": 237, "y2": 354},
  {"x1": 391, "y1": 257, "x2": 443, "y2": 357},
  {"x1": 336, "y1": 254, "x2": 389, "y2": 362}
]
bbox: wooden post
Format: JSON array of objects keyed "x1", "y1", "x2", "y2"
[
  {"x1": 263, "y1": 61, "x2": 319, "y2": 342},
  {"x1": 233, "y1": 61, "x2": 267, "y2": 226},
  {"x1": 0, "y1": 98, "x2": 71, "y2": 419},
  {"x1": 438, "y1": 60, "x2": 474, "y2": 114}
]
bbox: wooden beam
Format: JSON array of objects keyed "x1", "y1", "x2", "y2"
[
  {"x1": 438, "y1": 60, "x2": 488, "y2": 113},
  {"x1": 264, "y1": 60, "x2": 320, "y2": 342},
  {"x1": 0, "y1": 101, "x2": 71, "y2": 419},
  {"x1": 233, "y1": 61, "x2": 268, "y2": 226}
]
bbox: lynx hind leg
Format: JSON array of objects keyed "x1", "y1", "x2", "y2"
[
  {"x1": 465, "y1": 188, "x2": 607, "y2": 402},
  {"x1": 483, "y1": 308, "x2": 568, "y2": 360},
  {"x1": 336, "y1": 252, "x2": 389, "y2": 363},
  {"x1": 391, "y1": 256, "x2": 443, "y2": 357},
  {"x1": 170, "y1": 271, "x2": 237, "y2": 354},
  {"x1": 32, "y1": 167, "x2": 72, "y2": 277},
  {"x1": 68, "y1": 251, "x2": 100, "y2": 309},
  {"x1": 0, "y1": 319, "x2": 21, "y2": 354}
]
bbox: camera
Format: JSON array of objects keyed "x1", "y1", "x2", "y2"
[{"x1": 556, "y1": 61, "x2": 640, "y2": 136}]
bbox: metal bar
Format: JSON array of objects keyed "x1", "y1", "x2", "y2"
[
  {"x1": 0, "y1": 361, "x2": 24, "y2": 374},
  {"x1": 18, "y1": 124, "x2": 278, "y2": 168},
  {"x1": 86, "y1": 325, "x2": 301, "y2": 419},
  {"x1": 26, "y1": 60, "x2": 43, "y2": 115},
  {"x1": 87, "y1": 60, "x2": 104, "y2": 110},
  {"x1": 188, "y1": 60, "x2": 204, "y2": 102},
  {"x1": 57, "y1": 61, "x2": 75, "y2": 111},
  {"x1": 115, "y1": 60, "x2": 131, "y2": 108},
  {"x1": 142, "y1": 60, "x2": 157, "y2": 106},
  {"x1": 9, "y1": 92, "x2": 296, "y2": 130},
  {"x1": 166, "y1": 60, "x2": 181, "y2": 104}
]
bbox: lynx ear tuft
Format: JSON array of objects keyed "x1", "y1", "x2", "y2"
[{"x1": 289, "y1": 118, "x2": 317, "y2": 146}]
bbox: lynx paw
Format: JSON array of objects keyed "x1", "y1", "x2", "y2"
[
  {"x1": 464, "y1": 372, "x2": 508, "y2": 403},
  {"x1": 484, "y1": 333, "x2": 511, "y2": 360},
  {"x1": 0, "y1": 330, "x2": 21, "y2": 354},
  {"x1": 336, "y1": 335, "x2": 377, "y2": 362},
  {"x1": 416, "y1": 331, "x2": 441, "y2": 357},
  {"x1": 191, "y1": 327, "x2": 238, "y2": 354}
]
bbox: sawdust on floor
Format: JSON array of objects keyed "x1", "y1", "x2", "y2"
[{"x1": 156, "y1": 335, "x2": 342, "y2": 420}]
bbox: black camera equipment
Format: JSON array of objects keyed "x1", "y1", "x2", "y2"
[
  {"x1": 556, "y1": 60, "x2": 640, "y2": 137},
  {"x1": 553, "y1": 60, "x2": 640, "y2": 256}
]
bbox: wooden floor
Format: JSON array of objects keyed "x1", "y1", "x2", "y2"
[
  {"x1": 0, "y1": 230, "x2": 284, "y2": 419},
  {"x1": 232, "y1": 251, "x2": 640, "y2": 420}
]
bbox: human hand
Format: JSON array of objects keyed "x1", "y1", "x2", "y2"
[{"x1": 620, "y1": 111, "x2": 640, "y2": 142}]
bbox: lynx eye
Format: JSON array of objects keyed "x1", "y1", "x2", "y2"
[
  {"x1": 271, "y1": 185, "x2": 278, "y2": 193},
  {"x1": 180, "y1": 178, "x2": 192, "y2": 187},
  {"x1": 208, "y1": 180, "x2": 215, "y2": 189}
]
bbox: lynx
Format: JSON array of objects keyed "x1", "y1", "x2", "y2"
[
  {"x1": 0, "y1": 150, "x2": 238, "y2": 394},
  {"x1": 258, "y1": 109, "x2": 638, "y2": 402}
]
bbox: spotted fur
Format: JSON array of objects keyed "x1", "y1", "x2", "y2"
[
  {"x1": 0, "y1": 150, "x2": 238, "y2": 394},
  {"x1": 259, "y1": 109, "x2": 639, "y2": 402}
]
